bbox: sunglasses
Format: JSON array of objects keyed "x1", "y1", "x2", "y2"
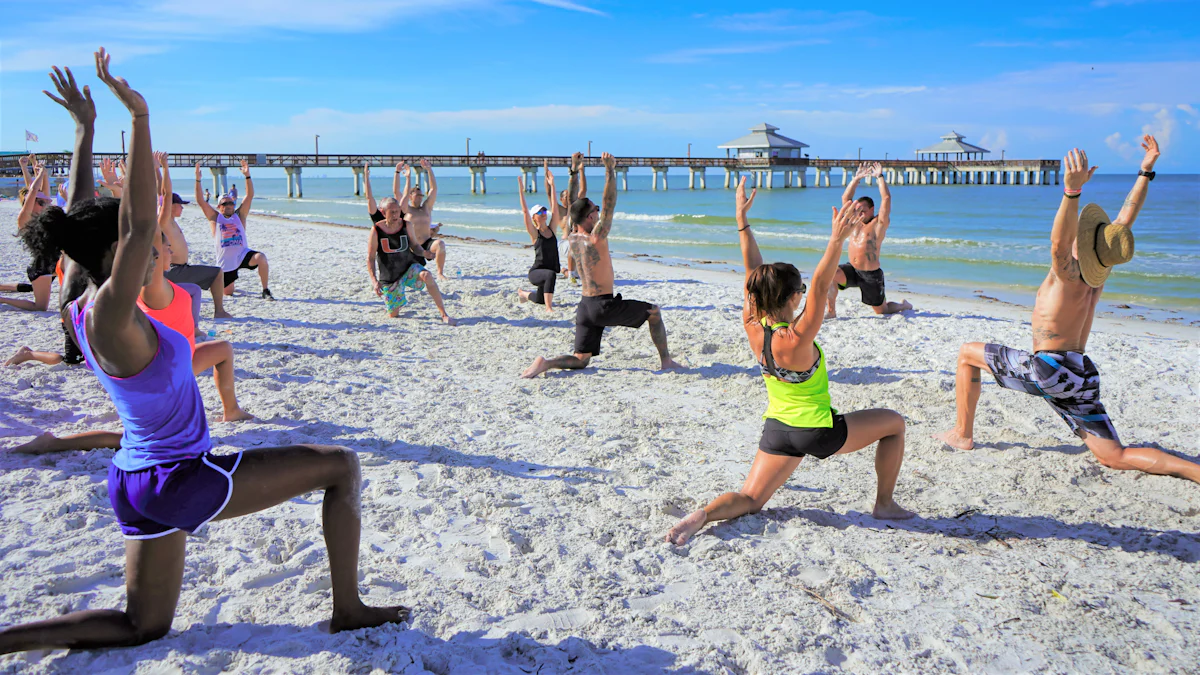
[{"x1": 35, "y1": 199, "x2": 49, "y2": 207}]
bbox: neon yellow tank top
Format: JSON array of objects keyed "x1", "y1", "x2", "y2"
[{"x1": 759, "y1": 320, "x2": 835, "y2": 428}]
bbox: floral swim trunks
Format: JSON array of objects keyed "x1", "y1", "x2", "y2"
[{"x1": 381, "y1": 264, "x2": 427, "y2": 313}]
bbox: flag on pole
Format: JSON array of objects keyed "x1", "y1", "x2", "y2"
[{"x1": 25, "y1": 130, "x2": 38, "y2": 142}]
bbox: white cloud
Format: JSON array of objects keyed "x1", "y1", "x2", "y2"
[
  {"x1": 838, "y1": 85, "x2": 926, "y2": 98},
  {"x1": 715, "y1": 9, "x2": 876, "y2": 33},
  {"x1": 1142, "y1": 108, "x2": 1178, "y2": 150},
  {"x1": 0, "y1": 43, "x2": 167, "y2": 72},
  {"x1": 149, "y1": 0, "x2": 484, "y2": 31},
  {"x1": 527, "y1": 0, "x2": 606, "y2": 16},
  {"x1": 978, "y1": 130, "x2": 1009, "y2": 152},
  {"x1": 1177, "y1": 104, "x2": 1198, "y2": 116},
  {"x1": 647, "y1": 40, "x2": 829, "y2": 64},
  {"x1": 1105, "y1": 132, "x2": 1136, "y2": 159},
  {"x1": 190, "y1": 105, "x2": 232, "y2": 116}
]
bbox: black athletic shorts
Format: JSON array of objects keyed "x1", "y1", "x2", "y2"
[
  {"x1": 166, "y1": 263, "x2": 221, "y2": 291},
  {"x1": 759, "y1": 415, "x2": 848, "y2": 459},
  {"x1": 223, "y1": 250, "x2": 261, "y2": 287},
  {"x1": 838, "y1": 263, "x2": 886, "y2": 307},
  {"x1": 573, "y1": 293, "x2": 653, "y2": 356},
  {"x1": 26, "y1": 260, "x2": 55, "y2": 283}
]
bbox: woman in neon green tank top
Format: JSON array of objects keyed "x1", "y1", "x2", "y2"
[{"x1": 667, "y1": 178, "x2": 915, "y2": 546}]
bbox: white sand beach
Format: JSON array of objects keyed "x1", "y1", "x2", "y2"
[{"x1": 1, "y1": 202, "x2": 1197, "y2": 674}]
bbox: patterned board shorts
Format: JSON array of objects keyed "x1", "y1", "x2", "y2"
[
  {"x1": 983, "y1": 343, "x2": 1117, "y2": 441},
  {"x1": 382, "y1": 264, "x2": 427, "y2": 313}
]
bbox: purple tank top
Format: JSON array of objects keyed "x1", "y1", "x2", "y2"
[{"x1": 70, "y1": 300, "x2": 212, "y2": 471}]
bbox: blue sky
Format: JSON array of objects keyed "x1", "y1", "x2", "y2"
[{"x1": 2, "y1": 0, "x2": 1198, "y2": 171}]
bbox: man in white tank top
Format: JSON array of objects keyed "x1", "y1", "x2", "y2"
[{"x1": 193, "y1": 160, "x2": 274, "y2": 300}]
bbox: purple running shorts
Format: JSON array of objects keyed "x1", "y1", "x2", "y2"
[{"x1": 108, "y1": 452, "x2": 242, "y2": 539}]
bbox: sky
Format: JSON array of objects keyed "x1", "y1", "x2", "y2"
[{"x1": 2, "y1": 0, "x2": 1199, "y2": 172}]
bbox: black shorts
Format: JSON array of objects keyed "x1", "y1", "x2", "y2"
[
  {"x1": 573, "y1": 293, "x2": 653, "y2": 356},
  {"x1": 838, "y1": 263, "x2": 886, "y2": 306},
  {"x1": 26, "y1": 260, "x2": 55, "y2": 283},
  {"x1": 62, "y1": 319, "x2": 84, "y2": 366},
  {"x1": 759, "y1": 415, "x2": 848, "y2": 459},
  {"x1": 166, "y1": 263, "x2": 221, "y2": 291},
  {"x1": 223, "y1": 250, "x2": 261, "y2": 287}
]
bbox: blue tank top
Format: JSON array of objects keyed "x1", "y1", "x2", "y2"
[{"x1": 70, "y1": 300, "x2": 212, "y2": 471}]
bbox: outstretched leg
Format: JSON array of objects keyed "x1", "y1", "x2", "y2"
[
  {"x1": 6, "y1": 430, "x2": 121, "y2": 455},
  {"x1": 0, "y1": 532, "x2": 187, "y2": 653},
  {"x1": 5, "y1": 346, "x2": 63, "y2": 367},
  {"x1": 872, "y1": 300, "x2": 913, "y2": 315},
  {"x1": 192, "y1": 340, "x2": 252, "y2": 422},
  {"x1": 521, "y1": 353, "x2": 591, "y2": 378},
  {"x1": 836, "y1": 409, "x2": 914, "y2": 519},
  {"x1": 936, "y1": 342, "x2": 989, "y2": 450},
  {"x1": 646, "y1": 306, "x2": 682, "y2": 370},
  {"x1": 215, "y1": 444, "x2": 410, "y2": 631},
  {"x1": 1084, "y1": 434, "x2": 1200, "y2": 484},
  {"x1": 666, "y1": 451, "x2": 802, "y2": 545}
]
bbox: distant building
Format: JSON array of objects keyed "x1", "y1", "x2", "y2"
[
  {"x1": 916, "y1": 131, "x2": 989, "y2": 161},
  {"x1": 718, "y1": 123, "x2": 809, "y2": 159}
]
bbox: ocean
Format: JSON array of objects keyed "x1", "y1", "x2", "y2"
[{"x1": 216, "y1": 172, "x2": 1199, "y2": 318}]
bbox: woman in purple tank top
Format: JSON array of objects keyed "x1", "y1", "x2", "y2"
[{"x1": 0, "y1": 49, "x2": 407, "y2": 656}]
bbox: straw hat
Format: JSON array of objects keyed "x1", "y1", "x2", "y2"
[{"x1": 1076, "y1": 203, "x2": 1135, "y2": 288}]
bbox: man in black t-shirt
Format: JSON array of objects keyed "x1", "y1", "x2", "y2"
[{"x1": 363, "y1": 164, "x2": 454, "y2": 324}]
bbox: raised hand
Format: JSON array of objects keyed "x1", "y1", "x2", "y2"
[
  {"x1": 571, "y1": 151, "x2": 583, "y2": 170},
  {"x1": 239, "y1": 158, "x2": 250, "y2": 177},
  {"x1": 736, "y1": 176, "x2": 757, "y2": 218},
  {"x1": 94, "y1": 47, "x2": 148, "y2": 117},
  {"x1": 601, "y1": 152, "x2": 615, "y2": 171},
  {"x1": 364, "y1": 162, "x2": 370, "y2": 177},
  {"x1": 545, "y1": 165, "x2": 555, "y2": 184},
  {"x1": 43, "y1": 66, "x2": 96, "y2": 125},
  {"x1": 831, "y1": 203, "x2": 861, "y2": 241},
  {"x1": 117, "y1": 159, "x2": 127, "y2": 179},
  {"x1": 419, "y1": 158, "x2": 431, "y2": 171},
  {"x1": 193, "y1": 161, "x2": 202, "y2": 182},
  {"x1": 18, "y1": 155, "x2": 29, "y2": 168},
  {"x1": 155, "y1": 151, "x2": 169, "y2": 168},
  {"x1": 855, "y1": 163, "x2": 872, "y2": 180},
  {"x1": 870, "y1": 162, "x2": 883, "y2": 178},
  {"x1": 399, "y1": 162, "x2": 411, "y2": 177},
  {"x1": 1140, "y1": 135, "x2": 1160, "y2": 171},
  {"x1": 1062, "y1": 148, "x2": 1097, "y2": 191},
  {"x1": 516, "y1": 175, "x2": 525, "y2": 192}
]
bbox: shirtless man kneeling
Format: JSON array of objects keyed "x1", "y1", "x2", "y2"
[
  {"x1": 396, "y1": 159, "x2": 448, "y2": 279},
  {"x1": 826, "y1": 162, "x2": 911, "y2": 318},
  {"x1": 936, "y1": 139, "x2": 1200, "y2": 484},
  {"x1": 522, "y1": 152, "x2": 682, "y2": 378}
]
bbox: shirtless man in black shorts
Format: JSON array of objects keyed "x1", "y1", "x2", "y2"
[
  {"x1": 826, "y1": 162, "x2": 911, "y2": 318},
  {"x1": 936, "y1": 139, "x2": 1199, "y2": 484},
  {"x1": 395, "y1": 159, "x2": 448, "y2": 279},
  {"x1": 521, "y1": 152, "x2": 682, "y2": 378}
]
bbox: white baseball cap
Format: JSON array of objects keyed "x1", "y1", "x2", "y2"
[{"x1": 529, "y1": 204, "x2": 548, "y2": 216}]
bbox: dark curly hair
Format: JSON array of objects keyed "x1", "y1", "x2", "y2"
[
  {"x1": 21, "y1": 198, "x2": 121, "y2": 285},
  {"x1": 746, "y1": 262, "x2": 805, "y2": 322}
]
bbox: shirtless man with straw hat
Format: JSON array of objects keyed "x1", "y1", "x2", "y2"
[{"x1": 937, "y1": 137, "x2": 1200, "y2": 484}]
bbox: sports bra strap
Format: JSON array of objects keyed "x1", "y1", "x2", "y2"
[{"x1": 760, "y1": 318, "x2": 788, "y2": 379}]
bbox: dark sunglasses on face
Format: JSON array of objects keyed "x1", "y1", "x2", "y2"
[{"x1": 35, "y1": 199, "x2": 49, "y2": 207}]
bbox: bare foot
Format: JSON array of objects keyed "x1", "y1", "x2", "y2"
[
  {"x1": 824, "y1": 310, "x2": 837, "y2": 320},
  {"x1": 518, "y1": 289, "x2": 530, "y2": 304},
  {"x1": 665, "y1": 508, "x2": 707, "y2": 546},
  {"x1": 659, "y1": 358, "x2": 685, "y2": 371},
  {"x1": 7, "y1": 432, "x2": 60, "y2": 455},
  {"x1": 4, "y1": 346, "x2": 33, "y2": 366},
  {"x1": 441, "y1": 315, "x2": 457, "y2": 326},
  {"x1": 214, "y1": 309, "x2": 233, "y2": 319},
  {"x1": 330, "y1": 604, "x2": 411, "y2": 633},
  {"x1": 872, "y1": 499, "x2": 916, "y2": 520},
  {"x1": 898, "y1": 299, "x2": 913, "y2": 312},
  {"x1": 439, "y1": 273, "x2": 450, "y2": 281},
  {"x1": 521, "y1": 356, "x2": 549, "y2": 379},
  {"x1": 934, "y1": 429, "x2": 974, "y2": 451},
  {"x1": 222, "y1": 408, "x2": 255, "y2": 423}
]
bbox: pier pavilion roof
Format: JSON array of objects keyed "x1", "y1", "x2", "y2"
[
  {"x1": 916, "y1": 131, "x2": 989, "y2": 156},
  {"x1": 719, "y1": 123, "x2": 809, "y2": 150}
]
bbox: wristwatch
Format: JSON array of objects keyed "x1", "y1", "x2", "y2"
[{"x1": 1137, "y1": 170, "x2": 1155, "y2": 181}]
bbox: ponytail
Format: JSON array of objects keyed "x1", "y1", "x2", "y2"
[
  {"x1": 745, "y1": 262, "x2": 804, "y2": 322},
  {"x1": 21, "y1": 198, "x2": 120, "y2": 284}
]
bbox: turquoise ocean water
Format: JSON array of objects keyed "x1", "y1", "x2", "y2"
[{"x1": 226, "y1": 172, "x2": 1197, "y2": 317}]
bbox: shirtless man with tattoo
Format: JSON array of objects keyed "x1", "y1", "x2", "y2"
[
  {"x1": 521, "y1": 152, "x2": 682, "y2": 378},
  {"x1": 826, "y1": 162, "x2": 912, "y2": 318},
  {"x1": 395, "y1": 159, "x2": 448, "y2": 280},
  {"x1": 936, "y1": 138, "x2": 1199, "y2": 484}
]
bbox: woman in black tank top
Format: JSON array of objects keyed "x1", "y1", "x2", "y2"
[{"x1": 516, "y1": 176, "x2": 561, "y2": 311}]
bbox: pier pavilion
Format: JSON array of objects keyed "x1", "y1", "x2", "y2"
[
  {"x1": 915, "y1": 131, "x2": 989, "y2": 161},
  {"x1": 716, "y1": 123, "x2": 810, "y2": 189}
]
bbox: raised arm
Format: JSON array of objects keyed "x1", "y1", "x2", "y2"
[
  {"x1": 46, "y1": 69, "x2": 100, "y2": 210},
  {"x1": 398, "y1": 162, "x2": 412, "y2": 200},
  {"x1": 1113, "y1": 135, "x2": 1159, "y2": 229},
  {"x1": 19, "y1": 155, "x2": 34, "y2": 189},
  {"x1": 1050, "y1": 148, "x2": 1097, "y2": 281},
  {"x1": 873, "y1": 163, "x2": 891, "y2": 239},
  {"x1": 517, "y1": 176, "x2": 538, "y2": 243},
  {"x1": 421, "y1": 159, "x2": 437, "y2": 209},
  {"x1": 193, "y1": 162, "x2": 217, "y2": 221},
  {"x1": 89, "y1": 48, "x2": 159, "y2": 367},
  {"x1": 567, "y1": 152, "x2": 584, "y2": 204},
  {"x1": 591, "y1": 152, "x2": 617, "y2": 241},
  {"x1": 841, "y1": 163, "x2": 870, "y2": 206},
  {"x1": 364, "y1": 163, "x2": 378, "y2": 215},
  {"x1": 544, "y1": 162, "x2": 562, "y2": 232},
  {"x1": 734, "y1": 176, "x2": 761, "y2": 278},
  {"x1": 17, "y1": 167, "x2": 46, "y2": 229},
  {"x1": 794, "y1": 205, "x2": 860, "y2": 342},
  {"x1": 235, "y1": 159, "x2": 253, "y2": 222}
]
